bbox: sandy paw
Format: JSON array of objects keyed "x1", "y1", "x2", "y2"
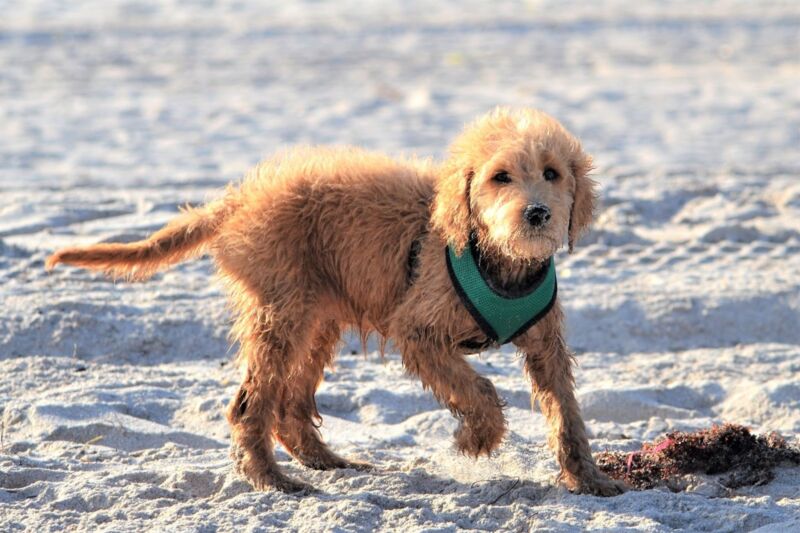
[
  {"x1": 265, "y1": 474, "x2": 317, "y2": 494},
  {"x1": 231, "y1": 445, "x2": 316, "y2": 494},
  {"x1": 244, "y1": 467, "x2": 316, "y2": 494},
  {"x1": 566, "y1": 471, "x2": 627, "y2": 496},
  {"x1": 454, "y1": 420, "x2": 505, "y2": 457},
  {"x1": 298, "y1": 453, "x2": 374, "y2": 472}
]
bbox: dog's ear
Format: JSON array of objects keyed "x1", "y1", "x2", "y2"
[
  {"x1": 432, "y1": 162, "x2": 473, "y2": 254},
  {"x1": 568, "y1": 154, "x2": 597, "y2": 253}
]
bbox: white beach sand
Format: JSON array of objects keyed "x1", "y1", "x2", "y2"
[{"x1": 1, "y1": 1, "x2": 799, "y2": 531}]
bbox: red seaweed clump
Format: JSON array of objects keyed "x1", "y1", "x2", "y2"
[{"x1": 596, "y1": 424, "x2": 800, "y2": 491}]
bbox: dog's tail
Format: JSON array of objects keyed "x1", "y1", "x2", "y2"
[{"x1": 46, "y1": 197, "x2": 233, "y2": 280}]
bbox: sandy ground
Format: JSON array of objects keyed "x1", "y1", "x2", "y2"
[{"x1": 2, "y1": 1, "x2": 800, "y2": 531}]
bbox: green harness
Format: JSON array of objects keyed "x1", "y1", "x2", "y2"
[{"x1": 445, "y1": 240, "x2": 557, "y2": 345}]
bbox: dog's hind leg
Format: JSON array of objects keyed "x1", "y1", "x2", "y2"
[
  {"x1": 226, "y1": 307, "x2": 316, "y2": 493},
  {"x1": 274, "y1": 321, "x2": 372, "y2": 471}
]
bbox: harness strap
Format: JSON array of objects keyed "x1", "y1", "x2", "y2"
[
  {"x1": 445, "y1": 241, "x2": 557, "y2": 344},
  {"x1": 406, "y1": 235, "x2": 424, "y2": 285}
]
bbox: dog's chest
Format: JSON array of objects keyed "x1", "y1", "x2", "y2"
[{"x1": 445, "y1": 243, "x2": 558, "y2": 346}]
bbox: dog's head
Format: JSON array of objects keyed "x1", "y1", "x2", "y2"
[{"x1": 433, "y1": 108, "x2": 596, "y2": 260}]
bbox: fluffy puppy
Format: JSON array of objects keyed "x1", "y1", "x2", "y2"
[{"x1": 47, "y1": 107, "x2": 625, "y2": 496}]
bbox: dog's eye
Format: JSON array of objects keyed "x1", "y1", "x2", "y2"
[
  {"x1": 543, "y1": 168, "x2": 559, "y2": 182},
  {"x1": 492, "y1": 171, "x2": 511, "y2": 184}
]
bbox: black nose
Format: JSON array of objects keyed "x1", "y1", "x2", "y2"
[{"x1": 524, "y1": 204, "x2": 551, "y2": 227}]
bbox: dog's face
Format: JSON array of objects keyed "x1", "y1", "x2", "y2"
[
  {"x1": 433, "y1": 108, "x2": 596, "y2": 260},
  {"x1": 469, "y1": 139, "x2": 578, "y2": 260}
]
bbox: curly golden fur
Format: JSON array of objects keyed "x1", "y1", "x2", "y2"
[{"x1": 47, "y1": 107, "x2": 624, "y2": 496}]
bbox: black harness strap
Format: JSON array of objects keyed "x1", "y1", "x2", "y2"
[{"x1": 406, "y1": 234, "x2": 424, "y2": 285}]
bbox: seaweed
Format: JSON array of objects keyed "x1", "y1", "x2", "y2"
[{"x1": 596, "y1": 424, "x2": 800, "y2": 491}]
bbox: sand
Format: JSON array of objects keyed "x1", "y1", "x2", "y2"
[{"x1": 1, "y1": 0, "x2": 799, "y2": 531}]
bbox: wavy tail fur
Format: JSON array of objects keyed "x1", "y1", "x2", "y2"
[{"x1": 46, "y1": 199, "x2": 232, "y2": 280}]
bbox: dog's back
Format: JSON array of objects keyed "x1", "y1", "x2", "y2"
[
  {"x1": 48, "y1": 146, "x2": 435, "y2": 334},
  {"x1": 211, "y1": 146, "x2": 435, "y2": 331}
]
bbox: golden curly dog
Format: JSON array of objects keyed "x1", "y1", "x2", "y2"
[{"x1": 47, "y1": 107, "x2": 625, "y2": 496}]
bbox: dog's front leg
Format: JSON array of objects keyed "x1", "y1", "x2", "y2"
[
  {"x1": 514, "y1": 311, "x2": 625, "y2": 496},
  {"x1": 397, "y1": 330, "x2": 507, "y2": 456}
]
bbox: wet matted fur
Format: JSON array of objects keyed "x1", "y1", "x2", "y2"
[{"x1": 47, "y1": 108, "x2": 625, "y2": 496}]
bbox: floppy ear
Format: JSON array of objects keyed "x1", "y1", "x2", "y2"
[
  {"x1": 568, "y1": 154, "x2": 597, "y2": 253},
  {"x1": 431, "y1": 162, "x2": 474, "y2": 254}
]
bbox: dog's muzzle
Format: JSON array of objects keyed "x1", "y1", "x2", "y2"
[{"x1": 523, "y1": 203, "x2": 551, "y2": 228}]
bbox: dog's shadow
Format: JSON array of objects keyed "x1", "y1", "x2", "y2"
[{"x1": 275, "y1": 453, "x2": 554, "y2": 508}]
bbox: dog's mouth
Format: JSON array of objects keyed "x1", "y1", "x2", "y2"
[
  {"x1": 513, "y1": 229, "x2": 561, "y2": 259},
  {"x1": 473, "y1": 218, "x2": 562, "y2": 261}
]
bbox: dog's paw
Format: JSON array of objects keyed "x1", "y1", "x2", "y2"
[
  {"x1": 562, "y1": 469, "x2": 627, "y2": 497},
  {"x1": 266, "y1": 474, "x2": 318, "y2": 494},
  {"x1": 454, "y1": 420, "x2": 505, "y2": 457},
  {"x1": 343, "y1": 459, "x2": 375, "y2": 472},
  {"x1": 299, "y1": 453, "x2": 374, "y2": 472},
  {"x1": 230, "y1": 444, "x2": 316, "y2": 494},
  {"x1": 245, "y1": 468, "x2": 317, "y2": 494}
]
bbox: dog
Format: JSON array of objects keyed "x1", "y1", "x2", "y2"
[{"x1": 47, "y1": 107, "x2": 625, "y2": 496}]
